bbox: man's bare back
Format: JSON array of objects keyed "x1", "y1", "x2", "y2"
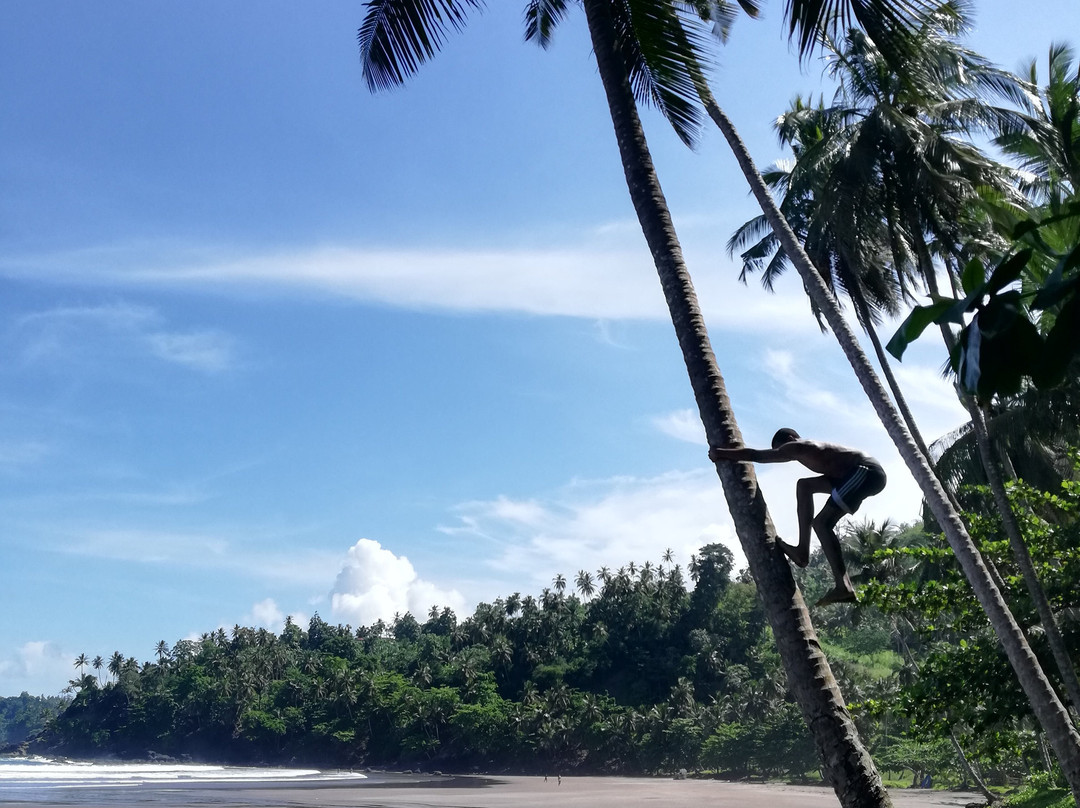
[{"x1": 767, "y1": 440, "x2": 875, "y2": 481}]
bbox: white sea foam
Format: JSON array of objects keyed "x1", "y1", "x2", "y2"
[{"x1": 0, "y1": 757, "x2": 367, "y2": 788}]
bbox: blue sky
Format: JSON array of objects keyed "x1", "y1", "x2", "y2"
[{"x1": 2, "y1": 0, "x2": 1075, "y2": 697}]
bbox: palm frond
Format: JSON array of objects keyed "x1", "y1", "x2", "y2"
[
  {"x1": 358, "y1": 0, "x2": 484, "y2": 92},
  {"x1": 688, "y1": 0, "x2": 762, "y2": 43},
  {"x1": 615, "y1": 0, "x2": 714, "y2": 147},
  {"x1": 785, "y1": 0, "x2": 935, "y2": 65},
  {"x1": 727, "y1": 213, "x2": 775, "y2": 258},
  {"x1": 524, "y1": 0, "x2": 571, "y2": 48}
]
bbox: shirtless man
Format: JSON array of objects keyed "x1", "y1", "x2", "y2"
[{"x1": 708, "y1": 427, "x2": 886, "y2": 606}]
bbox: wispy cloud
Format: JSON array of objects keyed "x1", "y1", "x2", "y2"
[
  {"x1": 440, "y1": 471, "x2": 741, "y2": 592},
  {"x1": 0, "y1": 439, "x2": 53, "y2": 471},
  {"x1": 2, "y1": 241, "x2": 817, "y2": 333},
  {"x1": 652, "y1": 408, "x2": 706, "y2": 444},
  {"x1": 46, "y1": 525, "x2": 343, "y2": 589},
  {"x1": 144, "y1": 331, "x2": 234, "y2": 372},
  {"x1": 12, "y1": 302, "x2": 236, "y2": 374}
]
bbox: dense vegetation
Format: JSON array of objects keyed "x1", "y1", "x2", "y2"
[
  {"x1": 0, "y1": 694, "x2": 67, "y2": 747},
  {"x1": 42, "y1": 544, "x2": 817, "y2": 775}
]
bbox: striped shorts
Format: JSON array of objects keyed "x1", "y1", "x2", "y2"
[{"x1": 831, "y1": 463, "x2": 887, "y2": 514}]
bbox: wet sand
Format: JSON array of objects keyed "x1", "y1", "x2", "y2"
[{"x1": 0, "y1": 773, "x2": 985, "y2": 808}]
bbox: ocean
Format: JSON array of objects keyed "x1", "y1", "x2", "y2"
[
  {"x1": 0, "y1": 756, "x2": 368, "y2": 785},
  {"x1": 0, "y1": 757, "x2": 371, "y2": 805}
]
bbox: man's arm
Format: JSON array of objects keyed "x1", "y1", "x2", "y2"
[{"x1": 708, "y1": 445, "x2": 794, "y2": 464}]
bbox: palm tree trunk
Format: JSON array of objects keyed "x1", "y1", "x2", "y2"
[
  {"x1": 949, "y1": 728, "x2": 998, "y2": 804},
  {"x1": 700, "y1": 95, "x2": 1080, "y2": 805},
  {"x1": 967, "y1": 402, "x2": 1080, "y2": 717},
  {"x1": 853, "y1": 294, "x2": 935, "y2": 465},
  {"x1": 581, "y1": 4, "x2": 889, "y2": 806}
]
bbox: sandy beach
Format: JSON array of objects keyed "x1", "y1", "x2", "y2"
[{"x1": 0, "y1": 773, "x2": 986, "y2": 808}]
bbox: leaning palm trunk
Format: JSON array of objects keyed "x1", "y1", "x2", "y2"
[
  {"x1": 853, "y1": 294, "x2": 935, "y2": 466},
  {"x1": 581, "y1": 3, "x2": 889, "y2": 806},
  {"x1": 700, "y1": 96, "x2": 1080, "y2": 803},
  {"x1": 967, "y1": 401, "x2": 1080, "y2": 717},
  {"x1": 949, "y1": 728, "x2": 999, "y2": 805}
]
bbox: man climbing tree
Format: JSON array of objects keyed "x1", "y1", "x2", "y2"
[{"x1": 709, "y1": 428, "x2": 886, "y2": 606}]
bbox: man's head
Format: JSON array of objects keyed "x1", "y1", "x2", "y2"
[{"x1": 771, "y1": 427, "x2": 800, "y2": 448}]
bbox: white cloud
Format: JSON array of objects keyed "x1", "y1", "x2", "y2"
[
  {"x1": 0, "y1": 439, "x2": 52, "y2": 471},
  {"x1": 49, "y1": 526, "x2": 342, "y2": 589},
  {"x1": 652, "y1": 408, "x2": 706, "y2": 444},
  {"x1": 13, "y1": 303, "x2": 235, "y2": 374},
  {"x1": 3, "y1": 241, "x2": 817, "y2": 334},
  {"x1": 441, "y1": 471, "x2": 742, "y2": 592},
  {"x1": 891, "y1": 361, "x2": 969, "y2": 442},
  {"x1": 242, "y1": 598, "x2": 285, "y2": 632},
  {"x1": 329, "y1": 539, "x2": 466, "y2": 627},
  {"x1": 0, "y1": 641, "x2": 70, "y2": 696},
  {"x1": 144, "y1": 330, "x2": 234, "y2": 372}
]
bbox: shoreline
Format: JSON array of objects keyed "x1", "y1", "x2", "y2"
[{"x1": 0, "y1": 772, "x2": 986, "y2": 808}]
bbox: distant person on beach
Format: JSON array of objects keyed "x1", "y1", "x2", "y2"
[{"x1": 708, "y1": 428, "x2": 886, "y2": 606}]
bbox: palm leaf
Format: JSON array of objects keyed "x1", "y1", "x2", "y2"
[
  {"x1": 524, "y1": 0, "x2": 571, "y2": 48},
  {"x1": 358, "y1": 0, "x2": 484, "y2": 91},
  {"x1": 614, "y1": 0, "x2": 713, "y2": 147},
  {"x1": 785, "y1": 0, "x2": 936, "y2": 64}
]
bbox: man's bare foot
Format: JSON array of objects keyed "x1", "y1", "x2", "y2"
[
  {"x1": 815, "y1": 586, "x2": 857, "y2": 607},
  {"x1": 778, "y1": 541, "x2": 809, "y2": 568}
]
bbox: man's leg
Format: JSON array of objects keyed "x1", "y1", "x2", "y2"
[
  {"x1": 780, "y1": 476, "x2": 831, "y2": 567},
  {"x1": 812, "y1": 499, "x2": 856, "y2": 605}
]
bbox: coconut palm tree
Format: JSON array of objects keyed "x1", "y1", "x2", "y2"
[
  {"x1": 575, "y1": 569, "x2": 597, "y2": 598},
  {"x1": 801, "y1": 16, "x2": 1080, "y2": 722},
  {"x1": 357, "y1": 1, "x2": 897, "y2": 803},
  {"x1": 726, "y1": 94, "x2": 933, "y2": 460},
  {"x1": 996, "y1": 42, "x2": 1080, "y2": 204},
  {"x1": 107, "y1": 651, "x2": 124, "y2": 682},
  {"x1": 74, "y1": 653, "x2": 88, "y2": 676},
  {"x1": 931, "y1": 371, "x2": 1080, "y2": 502},
  {"x1": 709, "y1": 7, "x2": 1080, "y2": 786}
]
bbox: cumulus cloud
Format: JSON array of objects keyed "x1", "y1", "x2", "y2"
[
  {"x1": 243, "y1": 598, "x2": 285, "y2": 631},
  {"x1": 0, "y1": 641, "x2": 70, "y2": 696},
  {"x1": 329, "y1": 539, "x2": 466, "y2": 627}
]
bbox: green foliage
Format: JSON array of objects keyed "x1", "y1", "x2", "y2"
[
  {"x1": 888, "y1": 196, "x2": 1080, "y2": 401},
  {"x1": 1004, "y1": 783, "x2": 1076, "y2": 808},
  {"x1": 852, "y1": 470, "x2": 1080, "y2": 788},
  {"x1": 0, "y1": 694, "x2": 68, "y2": 746}
]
